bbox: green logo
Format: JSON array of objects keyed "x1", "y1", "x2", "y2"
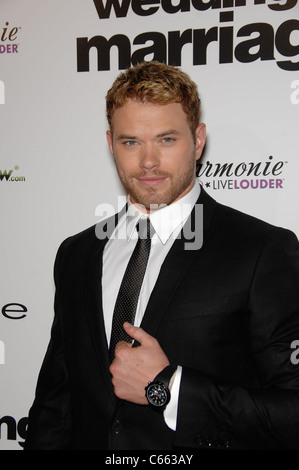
[{"x1": 0, "y1": 166, "x2": 25, "y2": 182}]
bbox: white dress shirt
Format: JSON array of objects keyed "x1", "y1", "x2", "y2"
[{"x1": 102, "y1": 181, "x2": 201, "y2": 429}]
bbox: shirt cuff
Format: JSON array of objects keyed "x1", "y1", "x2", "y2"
[{"x1": 163, "y1": 365, "x2": 182, "y2": 431}]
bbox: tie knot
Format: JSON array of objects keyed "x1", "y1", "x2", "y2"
[{"x1": 137, "y1": 217, "x2": 154, "y2": 240}]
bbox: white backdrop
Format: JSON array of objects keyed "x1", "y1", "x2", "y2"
[{"x1": 1, "y1": 0, "x2": 298, "y2": 449}]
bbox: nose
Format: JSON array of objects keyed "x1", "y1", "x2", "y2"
[{"x1": 140, "y1": 143, "x2": 160, "y2": 170}]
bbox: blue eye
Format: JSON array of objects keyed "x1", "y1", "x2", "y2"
[
  {"x1": 162, "y1": 137, "x2": 173, "y2": 143},
  {"x1": 125, "y1": 141, "x2": 137, "y2": 146}
]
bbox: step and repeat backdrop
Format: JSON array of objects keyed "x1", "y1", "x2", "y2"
[{"x1": 1, "y1": 0, "x2": 298, "y2": 450}]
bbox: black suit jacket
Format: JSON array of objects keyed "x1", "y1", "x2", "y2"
[{"x1": 24, "y1": 188, "x2": 299, "y2": 450}]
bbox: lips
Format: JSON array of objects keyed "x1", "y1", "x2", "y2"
[{"x1": 136, "y1": 176, "x2": 167, "y2": 186}]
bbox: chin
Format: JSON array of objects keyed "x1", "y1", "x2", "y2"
[{"x1": 132, "y1": 193, "x2": 176, "y2": 210}]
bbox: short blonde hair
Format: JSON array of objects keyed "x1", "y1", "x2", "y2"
[{"x1": 106, "y1": 61, "x2": 201, "y2": 139}]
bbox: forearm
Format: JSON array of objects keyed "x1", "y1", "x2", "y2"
[
  {"x1": 174, "y1": 366, "x2": 299, "y2": 450},
  {"x1": 24, "y1": 290, "x2": 72, "y2": 449},
  {"x1": 24, "y1": 351, "x2": 72, "y2": 449}
]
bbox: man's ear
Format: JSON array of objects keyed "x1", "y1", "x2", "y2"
[
  {"x1": 195, "y1": 124, "x2": 206, "y2": 162},
  {"x1": 106, "y1": 130, "x2": 114, "y2": 154}
]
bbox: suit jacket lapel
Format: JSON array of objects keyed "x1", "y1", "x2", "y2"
[
  {"x1": 84, "y1": 208, "x2": 127, "y2": 406},
  {"x1": 140, "y1": 187, "x2": 217, "y2": 338}
]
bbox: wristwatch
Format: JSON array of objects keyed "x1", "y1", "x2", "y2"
[{"x1": 145, "y1": 365, "x2": 175, "y2": 411}]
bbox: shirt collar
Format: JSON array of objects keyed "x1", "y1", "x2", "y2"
[{"x1": 125, "y1": 180, "x2": 201, "y2": 244}]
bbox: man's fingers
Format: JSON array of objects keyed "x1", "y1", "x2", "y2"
[
  {"x1": 111, "y1": 341, "x2": 132, "y2": 373},
  {"x1": 123, "y1": 322, "x2": 154, "y2": 346},
  {"x1": 115, "y1": 340, "x2": 133, "y2": 352}
]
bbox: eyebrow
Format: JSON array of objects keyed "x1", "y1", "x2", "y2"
[
  {"x1": 156, "y1": 130, "x2": 180, "y2": 138},
  {"x1": 116, "y1": 130, "x2": 180, "y2": 141},
  {"x1": 117, "y1": 134, "x2": 138, "y2": 140}
]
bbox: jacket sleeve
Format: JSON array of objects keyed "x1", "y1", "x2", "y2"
[
  {"x1": 175, "y1": 228, "x2": 299, "y2": 450},
  {"x1": 24, "y1": 240, "x2": 72, "y2": 450}
]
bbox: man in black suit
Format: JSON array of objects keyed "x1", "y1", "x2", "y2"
[{"x1": 24, "y1": 61, "x2": 299, "y2": 450}]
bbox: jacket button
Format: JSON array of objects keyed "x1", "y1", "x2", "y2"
[{"x1": 112, "y1": 420, "x2": 123, "y2": 434}]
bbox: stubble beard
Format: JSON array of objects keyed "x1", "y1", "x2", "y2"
[{"x1": 117, "y1": 157, "x2": 196, "y2": 211}]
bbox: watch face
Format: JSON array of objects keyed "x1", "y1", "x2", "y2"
[{"x1": 146, "y1": 382, "x2": 170, "y2": 407}]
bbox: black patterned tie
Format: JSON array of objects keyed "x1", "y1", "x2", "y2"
[{"x1": 109, "y1": 217, "x2": 153, "y2": 361}]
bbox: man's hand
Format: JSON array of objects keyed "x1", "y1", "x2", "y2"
[{"x1": 109, "y1": 322, "x2": 170, "y2": 405}]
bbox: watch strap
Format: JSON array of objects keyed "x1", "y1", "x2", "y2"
[{"x1": 153, "y1": 365, "x2": 176, "y2": 390}]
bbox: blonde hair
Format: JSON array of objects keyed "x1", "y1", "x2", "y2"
[{"x1": 106, "y1": 61, "x2": 201, "y2": 139}]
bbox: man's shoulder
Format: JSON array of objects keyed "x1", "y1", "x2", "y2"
[
  {"x1": 216, "y1": 200, "x2": 273, "y2": 230},
  {"x1": 215, "y1": 198, "x2": 298, "y2": 250},
  {"x1": 59, "y1": 224, "x2": 97, "y2": 251},
  {"x1": 58, "y1": 209, "x2": 123, "y2": 253},
  {"x1": 202, "y1": 189, "x2": 297, "y2": 245}
]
